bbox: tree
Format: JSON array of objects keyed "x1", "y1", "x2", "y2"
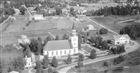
[
  {"x1": 55, "y1": 7, "x2": 62, "y2": 15},
  {"x1": 48, "y1": 67, "x2": 53, "y2": 73},
  {"x1": 36, "y1": 68, "x2": 44, "y2": 73},
  {"x1": 37, "y1": 40, "x2": 43, "y2": 55},
  {"x1": 78, "y1": 54, "x2": 84, "y2": 62},
  {"x1": 19, "y1": 6, "x2": 26, "y2": 15},
  {"x1": 114, "y1": 55, "x2": 124, "y2": 65},
  {"x1": 38, "y1": 37, "x2": 42, "y2": 43},
  {"x1": 77, "y1": 61, "x2": 83, "y2": 72},
  {"x1": 62, "y1": 34, "x2": 69, "y2": 40},
  {"x1": 90, "y1": 49, "x2": 96, "y2": 59},
  {"x1": 12, "y1": 57, "x2": 25, "y2": 72},
  {"x1": 44, "y1": 36, "x2": 51, "y2": 46},
  {"x1": 70, "y1": 7, "x2": 76, "y2": 17},
  {"x1": 66, "y1": 55, "x2": 72, "y2": 64},
  {"x1": 78, "y1": 34, "x2": 82, "y2": 49},
  {"x1": 43, "y1": 55, "x2": 49, "y2": 69},
  {"x1": 90, "y1": 36, "x2": 96, "y2": 45},
  {"x1": 99, "y1": 28, "x2": 108, "y2": 34},
  {"x1": 101, "y1": 41, "x2": 109, "y2": 50},
  {"x1": 51, "y1": 56, "x2": 58, "y2": 68},
  {"x1": 103, "y1": 61, "x2": 109, "y2": 67},
  {"x1": 70, "y1": 7, "x2": 74, "y2": 13},
  {"x1": 35, "y1": 61, "x2": 42, "y2": 69},
  {"x1": 29, "y1": 39, "x2": 38, "y2": 53},
  {"x1": 24, "y1": 45, "x2": 31, "y2": 57},
  {"x1": 55, "y1": 35, "x2": 59, "y2": 40}
]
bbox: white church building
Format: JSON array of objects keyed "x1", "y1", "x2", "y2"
[{"x1": 43, "y1": 29, "x2": 79, "y2": 57}]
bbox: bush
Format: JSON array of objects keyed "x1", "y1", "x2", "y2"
[
  {"x1": 102, "y1": 61, "x2": 109, "y2": 67},
  {"x1": 99, "y1": 28, "x2": 108, "y2": 34},
  {"x1": 90, "y1": 49, "x2": 96, "y2": 59},
  {"x1": 114, "y1": 55, "x2": 124, "y2": 65},
  {"x1": 78, "y1": 54, "x2": 84, "y2": 61},
  {"x1": 43, "y1": 55, "x2": 49, "y2": 69},
  {"x1": 51, "y1": 57, "x2": 58, "y2": 68},
  {"x1": 66, "y1": 55, "x2": 72, "y2": 64}
]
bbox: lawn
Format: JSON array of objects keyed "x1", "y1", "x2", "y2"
[{"x1": 82, "y1": 45, "x2": 92, "y2": 53}]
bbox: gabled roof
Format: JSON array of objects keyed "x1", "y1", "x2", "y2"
[
  {"x1": 112, "y1": 34, "x2": 130, "y2": 40},
  {"x1": 44, "y1": 40, "x2": 72, "y2": 51}
]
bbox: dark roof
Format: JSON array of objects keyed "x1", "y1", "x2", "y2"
[{"x1": 44, "y1": 40, "x2": 72, "y2": 51}]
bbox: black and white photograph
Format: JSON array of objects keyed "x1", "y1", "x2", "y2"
[{"x1": 0, "y1": 0, "x2": 140, "y2": 73}]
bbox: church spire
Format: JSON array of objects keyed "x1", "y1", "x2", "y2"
[{"x1": 72, "y1": 22, "x2": 75, "y2": 30}]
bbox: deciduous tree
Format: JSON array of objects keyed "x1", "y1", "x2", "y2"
[
  {"x1": 55, "y1": 35, "x2": 59, "y2": 40},
  {"x1": 51, "y1": 56, "x2": 58, "y2": 68},
  {"x1": 43, "y1": 55, "x2": 49, "y2": 69},
  {"x1": 99, "y1": 28, "x2": 108, "y2": 34},
  {"x1": 62, "y1": 34, "x2": 69, "y2": 40},
  {"x1": 90, "y1": 49, "x2": 96, "y2": 59},
  {"x1": 66, "y1": 55, "x2": 72, "y2": 64},
  {"x1": 78, "y1": 54, "x2": 84, "y2": 61}
]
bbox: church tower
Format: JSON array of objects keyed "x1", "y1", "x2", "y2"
[
  {"x1": 71, "y1": 29, "x2": 78, "y2": 48},
  {"x1": 71, "y1": 23, "x2": 78, "y2": 49}
]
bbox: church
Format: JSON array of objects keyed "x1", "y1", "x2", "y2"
[{"x1": 43, "y1": 29, "x2": 79, "y2": 57}]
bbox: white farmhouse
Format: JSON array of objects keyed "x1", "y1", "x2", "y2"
[
  {"x1": 25, "y1": 56, "x2": 32, "y2": 69},
  {"x1": 111, "y1": 34, "x2": 130, "y2": 45},
  {"x1": 43, "y1": 29, "x2": 79, "y2": 57}
]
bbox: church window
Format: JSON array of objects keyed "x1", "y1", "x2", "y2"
[
  {"x1": 47, "y1": 52, "x2": 49, "y2": 56},
  {"x1": 60, "y1": 51, "x2": 62, "y2": 55},
  {"x1": 56, "y1": 51, "x2": 58, "y2": 55},
  {"x1": 69, "y1": 50, "x2": 71, "y2": 54},
  {"x1": 65, "y1": 50, "x2": 67, "y2": 54},
  {"x1": 74, "y1": 49, "x2": 75, "y2": 53},
  {"x1": 73, "y1": 38, "x2": 76, "y2": 41},
  {"x1": 52, "y1": 51, "x2": 53, "y2": 56}
]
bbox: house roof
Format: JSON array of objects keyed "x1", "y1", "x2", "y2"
[
  {"x1": 112, "y1": 34, "x2": 130, "y2": 40},
  {"x1": 44, "y1": 40, "x2": 72, "y2": 51}
]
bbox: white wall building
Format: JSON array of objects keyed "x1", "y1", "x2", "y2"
[
  {"x1": 25, "y1": 56, "x2": 32, "y2": 69},
  {"x1": 43, "y1": 30, "x2": 79, "y2": 57},
  {"x1": 32, "y1": 14, "x2": 44, "y2": 20},
  {"x1": 111, "y1": 34, "x2": 130, "y2": 45}
]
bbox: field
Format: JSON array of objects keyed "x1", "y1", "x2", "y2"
[
  {"x1": 91, "y1": 15, "x2": 139, "y2": 33},
  {"x1": 0, "y1": 15, "x2": 102, "y2": 45}
]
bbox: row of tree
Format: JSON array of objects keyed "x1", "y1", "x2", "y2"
[
  {"x1": 89, "y1": 35, "x2": 109, "y2": 50},
  {"x1": 110, "y1": 45, "x2": 125, "y2": 54},
  {"x1": 87, "y1": 4, "x2": 140, "y2": 16}
]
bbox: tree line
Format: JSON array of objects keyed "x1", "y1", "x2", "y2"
[{"x1": 86, "y1": 4, "x2": 140, "y2": 16}]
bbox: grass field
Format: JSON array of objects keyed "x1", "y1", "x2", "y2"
[
  {"x1": 91, "y1": 15, "x2": 139, "y2": 33},
  {"x1": 1, "y1": 16, "x2": 100, "y2": 45}
]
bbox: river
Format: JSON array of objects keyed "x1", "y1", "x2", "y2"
[{"x1": 99, "y1": 65, "x2": 140, "y2": 73}]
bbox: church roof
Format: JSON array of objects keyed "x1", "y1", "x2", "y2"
[{"x1": 44, "y1": 40, "x2": 72, "y2": 51}]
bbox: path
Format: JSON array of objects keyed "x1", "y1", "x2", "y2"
[
  {"x1": 58, "y1": 17, "x2": 140, "y2": 73},
  {"x1": 88, "y1": 17, "x2": 118, "y2": 35},
  {"x1": 0, "y1": 16, "x2": 11, "y2": 26},
  {"x1": 59, "y1": 40, "x2": 139, "y2": 73}
]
